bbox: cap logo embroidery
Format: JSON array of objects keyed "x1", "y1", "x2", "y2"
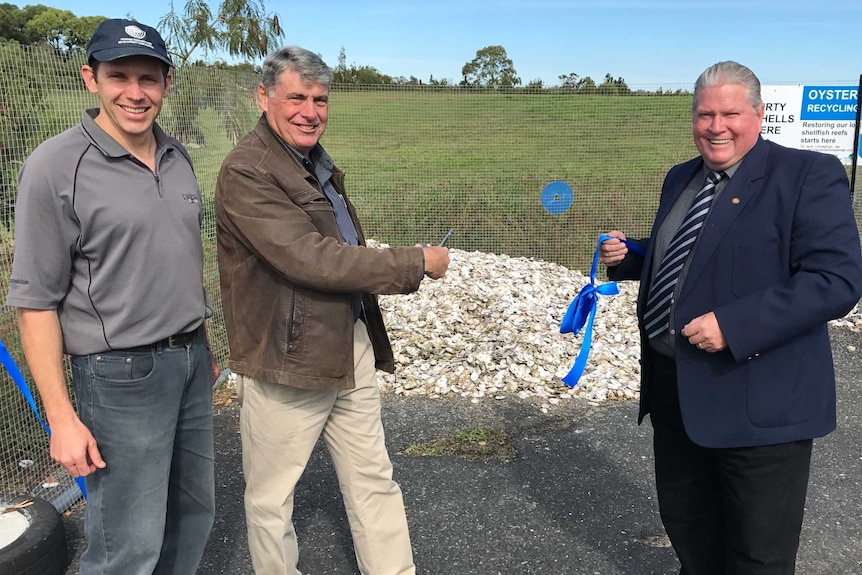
[{"x1": 125, "y1": 25, "x2": 146, "y2": 40}]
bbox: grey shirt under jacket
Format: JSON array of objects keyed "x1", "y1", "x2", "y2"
[{"x1": 648, "y1": 161, "x2": 740, "y2": 357}]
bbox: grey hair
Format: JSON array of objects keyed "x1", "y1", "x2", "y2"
[
  {"x1": 261, "y1": 46, "x2": 332, "y2": 96},
  {"x1": 692, "y1": 61, "x2": 763, "y2": 114}
]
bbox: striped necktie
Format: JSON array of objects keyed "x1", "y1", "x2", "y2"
[{"x1": 643, "y1": 170, "x2": 726, "y2": 340}]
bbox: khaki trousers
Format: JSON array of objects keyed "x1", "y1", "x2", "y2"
[{"x1": 237, "y1": 320, "x2": 415, "y2": 575}]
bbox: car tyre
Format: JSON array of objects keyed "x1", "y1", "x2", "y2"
[{"x1": 0, "y1": 493, "x2": 66, "y2": 575}]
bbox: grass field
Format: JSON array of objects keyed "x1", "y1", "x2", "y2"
[
  {"x1": 320, "y1": 90, "x2": 696, "y2": 270},
  {"x1": 3, "y1": 57, "x2": 856, "y2": 495},
  {"x1": 1, "y1": 51, "x2": 701, "y2": 271},
  {"x1": 0, "y1": 68, "x2": 702, "y2": 491},
  {"x1": 172, "y1": 83, "x2": 702, "y2": 276}
]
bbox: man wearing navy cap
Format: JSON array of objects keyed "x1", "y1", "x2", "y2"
[{"x1": 7, "y1": 18, "x2": 217, "y2": 574}]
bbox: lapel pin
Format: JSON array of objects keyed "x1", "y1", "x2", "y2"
[{"x1": 731, "y1": 197, "x2": 740, "y2": 204}]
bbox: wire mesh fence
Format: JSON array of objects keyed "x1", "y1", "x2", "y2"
[{"x1": 1, "y1": 43, "x2": 859, "y2": 505}]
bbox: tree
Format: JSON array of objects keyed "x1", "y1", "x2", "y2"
[
  {"x1": 156, "y1": 0, "x2": 283, "y2": 149},
  {"x1": 461, "y1": 45, "x2": 520, "y2": 88},
  {"x1": 332, "y1": 46, "x2": 393, "y2": 85},
  {"x1": 331, "y1": 45, "x2": 351, "y2": 81},
  {"x1": 0, "y1": 3, "x2": 49, "y2": 44},
  {"x1": 558, "y1": 72, "x2": 597, "y2": 93},
  {"x1": 0, "y1": 5, "x2": 104, "y2": 54},
  {"x1": 65, "y1": 15, "x2": 103, "y2": 53},
  {"x1": 597, "y1": 73, "x2": 630, "y2": 95},
  {"x1": 159, "y1": 0, "x2": 284, "y2": 66},
  {"x1": 24, "y1": 7, "x2": 75, "y2": 50},
  {"x1": 577, "y1": 76, "x2": 597, "y2": 93},
  {"x1": 392, "y1": 75, "x2": 422, "y2": 88},
  {"x1": 558, "y1": 72, "x2": 580, "y2": 91}
]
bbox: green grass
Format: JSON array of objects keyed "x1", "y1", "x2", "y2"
[
  {"x1": 400, "y1": 426, "x2": 516, "y2": 462},
  {"x1": 315, "y1": 90, "x2": 696, "y2": 270},
  {"x1": 102, "y1": 79, "x2": 702, "y2": 273},
  {"x1": 0, "y1": 59, "x2": 759, "y2": 492}
]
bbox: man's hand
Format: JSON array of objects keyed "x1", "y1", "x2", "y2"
[
  {"x1": 49, "y1": 416, "x2": 106, "y2": 478},
  {"x1": 202, "y1": 325, "x2": 220, "y2": 383},
  {"x1": 681, "y1": 312, "x2": 727, "y2": 353},
  {"x1": 17, "y1": 307, "x2": 106, "y2": 477},
  {"x1": 422, "y1": 246, "x2": 450, "y2": 279},
  {"x1": 599, "y1": 231, "x2": 628, "y2": 266},
  {"x1": 210, "y1": 353, "x2": 221, "y2": 384}
]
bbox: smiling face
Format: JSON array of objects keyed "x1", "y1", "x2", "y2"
[
  {"x1": 692, "y1": 82, "x2": 764, "y2": 171},
  {"x1": 258, "y1": 68, "x2": 329, "y2": 157},
  {"x1": 81, "y1": 56, "x2": 171, "y2": 148}
]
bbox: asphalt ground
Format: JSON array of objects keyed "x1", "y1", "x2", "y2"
[{"x1": 62, "y1": 327, "x2": 862, "y2": 574}]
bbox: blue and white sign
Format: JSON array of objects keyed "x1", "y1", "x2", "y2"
[
  {"x1": 761, "y1": 85, "x2": 859, "y2": 164},
  {"x1": 800, "y1": 87, "x2": 858, "y2": 121}
]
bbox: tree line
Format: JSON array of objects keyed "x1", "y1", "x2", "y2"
[
  {"x1": 333, "y1": 44, "x2": 643, "y2": 94},
  {"x1": 1, "y1": 3, "x2": 688, "y2": 94},
  {"x1": 0, "y1": 1, "x2": 281, "y2": 66}
]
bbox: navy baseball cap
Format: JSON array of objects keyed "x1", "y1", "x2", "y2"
[{"x1": 86, "y1": 19, "x2": 173, "y2": 67}]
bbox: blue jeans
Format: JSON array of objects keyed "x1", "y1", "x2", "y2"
[{"x1": 71, "y1": 328, "x2": 215, "y2": 575}]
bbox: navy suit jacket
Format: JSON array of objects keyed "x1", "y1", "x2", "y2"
[{"x1": 610, "y1": 137, "x2": 862, "y2": 448}]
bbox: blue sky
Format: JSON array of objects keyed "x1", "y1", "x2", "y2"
[{"x1": 45, "y1": 0, "x2": 861, "y2": 88}]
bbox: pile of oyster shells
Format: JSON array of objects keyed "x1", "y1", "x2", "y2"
[{"x1": 375, "y1": 246, "x2": 861, "y2": 411}]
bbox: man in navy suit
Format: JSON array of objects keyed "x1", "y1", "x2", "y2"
[{"x1": 599, "y1": 61, "x2": 862, "y2": 574}]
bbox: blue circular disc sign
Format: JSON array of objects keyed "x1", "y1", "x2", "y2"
[{"x1": 540, "y1": 181, "x2": 573, "y2": 214}]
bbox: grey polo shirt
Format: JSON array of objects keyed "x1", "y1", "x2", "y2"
[
  {"x1": 6, "y1": 109, "x2": 209, "y2": 356},
  {"x1": 648, "y1": 161, "x2": 741, "y2": 357}
]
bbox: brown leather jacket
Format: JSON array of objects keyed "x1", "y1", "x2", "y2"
[{"x1": 215, "y1": 115, "x2": 424, "y2": 389}]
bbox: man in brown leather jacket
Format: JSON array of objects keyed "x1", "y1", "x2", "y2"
[{"x1": 215, "y1": 46, "x2": 449, "y2": 575}]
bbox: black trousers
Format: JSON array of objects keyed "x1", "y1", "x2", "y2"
[{"x1": 648, "y1": 353, "x2": 813, "y2": 575}]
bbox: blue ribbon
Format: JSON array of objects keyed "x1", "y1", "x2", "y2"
[
  {"x1": 559, "y1": 234, "x2": 644, "y2": 387},
  {"x1": 0, "y1": 338, "x2": 87, "y2": 499}
]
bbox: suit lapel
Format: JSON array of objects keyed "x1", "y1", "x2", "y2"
[
  {"x1": 682, "y1": 138, "x2": 769, "y2": 288},
  {"x1": 638, "y1": 158, "x2": 703, "y2": 310}
]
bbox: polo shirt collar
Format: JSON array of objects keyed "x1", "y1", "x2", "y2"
[{"x1": 80, "y1": 108, "x2": 172, "y2": 158}]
